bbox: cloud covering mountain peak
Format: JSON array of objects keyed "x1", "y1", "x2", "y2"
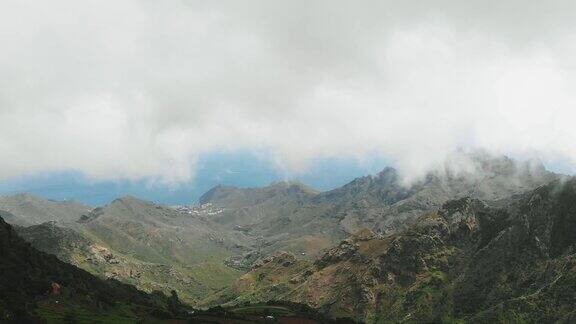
[{"x1": 1, "y1": 0, "x2": 575, "y2": 183}]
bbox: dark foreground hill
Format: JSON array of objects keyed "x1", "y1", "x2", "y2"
[
  {"x1": 209, "y1": 178, "x2": 576, "y2": 323},
  {"x1": 0, "y1": 214, "x2": 176, "y2": 322}
]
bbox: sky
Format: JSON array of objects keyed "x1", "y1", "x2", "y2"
[
  {"x1": 1, "y1": 1, "x2": 576, "y2": 205},
  {"x1": 0, "y1": 151, "x2": 389, "y2": 206}
]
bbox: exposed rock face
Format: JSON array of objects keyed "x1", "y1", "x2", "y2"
[
  {"x1": 211, "y1": 179, "x2": 576, "y2": 323},
  {"x1": 454, "y1": 178, "x2": 576, "y2": 320},
  {"x1": 316, "y1": 154, "x2": 557, "y2": 235}
]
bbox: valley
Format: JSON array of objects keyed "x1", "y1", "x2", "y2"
[{"x1": 2, "y1": 155, "x2": 575, "y2": 322}]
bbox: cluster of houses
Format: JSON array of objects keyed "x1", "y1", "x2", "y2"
[{"x1": 171, "y1": 202, "x2": 224, "y2": 216}]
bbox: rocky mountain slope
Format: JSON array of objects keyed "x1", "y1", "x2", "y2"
[
  {"x1": 208, "y1": 178, "x2": 576, "y2": 322},
  {"x1": 201, "y1": 180, "x2": 338, "y2": 259},
  {"x1": 202, "y1": 155, "x2": 557, "y2": 258},
  {"x1": 10, "y1": 196, "x2": 260, "y2": 305}
]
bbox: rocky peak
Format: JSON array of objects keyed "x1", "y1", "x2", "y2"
[
  {"x1": 106, "y1": 195, "x2": 162, "y2": 213},
  {"x1": 199, "y1": 181, "x2": 318, "y2": 208},
  {"x1": 198, "y1": 185, "x2": 236, "y2": 204}
]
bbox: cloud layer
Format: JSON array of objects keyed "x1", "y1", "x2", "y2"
[{"x1": 1, "y1": 0, "x2": 576, "y2": 183}]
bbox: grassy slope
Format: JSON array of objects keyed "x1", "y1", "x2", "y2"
[
  {"x1": 72, "y1": 221, "x2": 242, "y2": 304},
  {"x1": 15, "y1": 197, "x2": 247, "y2": 305}
]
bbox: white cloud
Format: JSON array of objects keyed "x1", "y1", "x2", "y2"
[{"x1": 0, "y1": 0, "x2": 575, "y2": 183}]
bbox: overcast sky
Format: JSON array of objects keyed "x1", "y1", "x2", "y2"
[{"x1": 1, "y1": 0, "x2": 576, "y2": 187}]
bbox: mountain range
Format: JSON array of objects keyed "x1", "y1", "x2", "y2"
[
  {"x1": 1, "y1": 154, "x2": 574, "y2": 323},
  {"x1": 208, "y1": 178, "x2": 576, "y2": 322}
]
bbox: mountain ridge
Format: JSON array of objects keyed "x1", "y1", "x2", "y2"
[
  {"x1": 197, "y1": 154, "x2": 558, "y2": 260},
  {"x1": 0, "y1": 154, "x2": 567, "y2": 320},
  {"x1": 208, "y1": 178, "x2": 576, "y2": 322},
  {"x1": 0, "y1": 193, "x2": 91, "y2": 226}
]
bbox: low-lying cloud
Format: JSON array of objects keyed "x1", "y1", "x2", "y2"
[{"x1": 1, "y1": 0, "x2": 575, "y2": 183}]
